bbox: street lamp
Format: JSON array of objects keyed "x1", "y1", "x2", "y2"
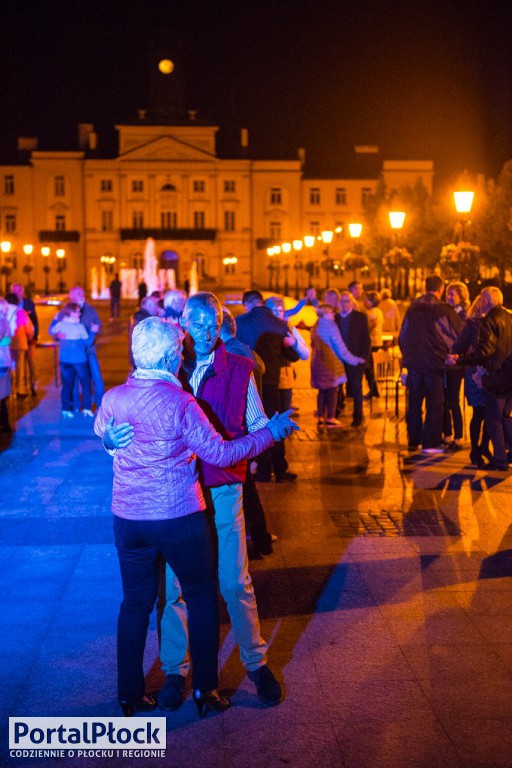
[
  {"x1": 389, "y1": 211, "x2": 406, "y2": 232},
  {"x1": 389, "y1": 211, "x2": 406, "y2": 297},
  {"x1": 453, "y1": 190, "x2": 474, "y2": 241},
  {"x1": 266, "y1": 247, "x2": 275, "y2": 290},
  {"x1": 348, "y1": 223, "x2": 363, "y2": 239},
  {"x1": 56, "y1": 248, "x2": 66, "y2": 293},
  {"x1": 321, "y1": 230, "x2": 334, "y2": 290},
  {"x1": 303, "y1": 234, "x2": 316, "y2": 288},
  {"x1": 23, "y1": 244, "x2": 34, "y2": 289},
  {"x1": 281, "y1": 242, "x2": 291, "y2": 295},
  {"x1": 41, "y1": 247, "x2": 51, "y2": 295},
  {"x1": 1, "y1": 241, "x2": 12, "y2": 294},
  {"x1": 292, "y1": 239, "x2": 303, "y2": 298}
]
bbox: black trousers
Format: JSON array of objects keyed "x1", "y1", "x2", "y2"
[
  {"x1": 344, "y1": 364, "x2": 365, "y2": 422},
  {"x1": 243, "y1": 465, "x2": 272, "y2": 550},
  {"x1": 406, "y1": 369, "x2": 444, "y2": 448},
  {"x1": 443, "y1": 368, "x2": 463, "y2": 440},
  {"x1": 483, "y1": 390, "x2": 512, "y2": 465},
  {"x1": 256, "y1": 385, "x2": 290, "y2": 479},
  {"x1": 114, "y1": 512, "x2": 218, "y2": 702}
]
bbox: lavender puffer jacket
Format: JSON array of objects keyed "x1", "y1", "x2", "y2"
[{"x1": 94, "y1": 377, "x2": 274, "y2": 521}]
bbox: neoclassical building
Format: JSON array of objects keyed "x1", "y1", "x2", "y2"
[{"x1": 0, "y1": 45, "x2": 433, "y2": 295}]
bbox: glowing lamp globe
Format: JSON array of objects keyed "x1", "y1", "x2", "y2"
[
  {"x1": 158, "y1": 59, "x2": 174, "y2": 75},
  {"x1": 453, "y1": 191, "x2": 474, "y2": 214},
  {"x1": 389, "y1": 211, "x2": 406, "y2": 230}
]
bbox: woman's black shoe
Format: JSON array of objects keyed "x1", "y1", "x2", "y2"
[
  {"x1": 193, "y1": 689, "x2": 231, "y2": 718},
  {"x1": 119, "y1": 693, "x2": 157, "y2": 717},
  {"x1": 469, "y1": 451, "x2": 486, "y2": 469}
]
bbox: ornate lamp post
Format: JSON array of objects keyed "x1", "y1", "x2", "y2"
[
  {"x1": 320, "y1": 230, "x2": 334, "y2": 290},
  {"x1": 292, "y1": 239, "x2": 303, "y2": 298},
  {"x1": 41, "y1": 247, "x2": 51, "y2": 294},
  {"x1": 453, "y1": 190, "x2": 474, "y2": 242},
  {"x1": 23, "y1": 244, "x2": 34, "y2": 289},
  {"x1": 266, "y1": 247, "x2": 275, "y2": 291},
  {"x1": 303, "y1": 235, "x2": 316, "y2": 288},
  {"x1": 388, "y1": 211, "x2": 406, "y2": 297},
  {"x1": 56, "y1": 248, "x2": 67, "y2": 293},
  {"x1": 1, "y1": 240, "x2": 12, "y2": 294},
  {"x1": 453, "y1": 189, "x2": 477, "y2": 282},
  {"x1": 281, "y1": 242, "x2": 291, "y2": 295}
]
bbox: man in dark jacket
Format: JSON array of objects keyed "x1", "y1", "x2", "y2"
[
  {"x1": 453, "y1": 286, "x2": 512, "y2": 469},
  {"x1": 220, "y1": 307, "x2": 274, "y2": 558},
  {"x1": 336, "y1": 291, "x2": 371, "y2": 427},
  {"x1": 399, "y1": 274, "x2": 462, "y2": 453},
  {"x1": 236, "y1": 290, "x2": 300, "y2": 482}
]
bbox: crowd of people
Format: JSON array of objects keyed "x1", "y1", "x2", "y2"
[{"x1": 3, "y1": 272, "x2": 512, "y2": 718}]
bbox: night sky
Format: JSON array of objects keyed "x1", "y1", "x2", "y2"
[{"x1": 1, "y1": 0, "x2": 511, "y2": 186}]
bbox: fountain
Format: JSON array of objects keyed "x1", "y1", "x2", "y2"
[
  {"x1": 90, "y1": 267, "x2": 99, "y2": 299},
  {"x1": 143, "y1": 238, "x2": 159, "y2": 294},
  {"x1": 189, "y1": 261, "x2": 198, "y2": 296},
  {"x1": 89, "y1": 239, "x2": 180, "y2": 299}
]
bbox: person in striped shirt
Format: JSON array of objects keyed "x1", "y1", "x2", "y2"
[{"x1": 157, "y1": 292, "x2": 284, "y2": 710}]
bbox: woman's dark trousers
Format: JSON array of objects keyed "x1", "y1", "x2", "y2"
[{"x1": 114, "y1": 512, "x2": 218, "y2": 703}]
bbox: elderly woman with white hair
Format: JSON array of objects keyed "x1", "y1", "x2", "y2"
[{"x1": 94, "y1": 317, "x2": 296, "y2": 717}]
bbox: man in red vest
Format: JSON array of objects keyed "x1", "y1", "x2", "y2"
[{"x1": 157, "y1": 292, "x2": 282, "y2": 710}]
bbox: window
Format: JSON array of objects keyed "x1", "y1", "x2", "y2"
[
  {"x1": 269, "y1": 221, "x2": 282, "y2": 240},
  {"x1": 5, "y1": 214, "x2": 16, "y2": 233},
  {"x1": 55, "y1": 215, "x2": 66, "y2": 231},
  {"x1": 161, "y1": 211, "x2": 177, "y2": 228},
  {"x1": 361, "y1": 187, "x2": 372, "y2": 205},
  {"x1": 309, "y1": 187, "x2": 321, "y2": 205},
  {"x1": 101, "y1": 210, "x2": 113, "y2": 231},
  {"x1": 224, "y1": 211, "x2": 236, "y2": 232},
  {"x1": 335, "y1": 187, "x2": 347, "y2": 205},
  {"x1": 224, "y1": 180, "x2": 236, "y2": 193},
  {"x1": 132, "y1": 180, "x2": 144, "y2": 193},
  {"x1": 309, "y1": 221, "x2": 320, "y2": 235},
  {"x1": 224, "y1": 259, "x2": 237, "y2": 275},
  {"x1": 270, "y1": 187, "x2": 282, "y2": 205},
  {"x1": 132, "y1": 211, "x2": 144, "y2": 228},
  {"x1": 193, "y1": 180, "x2": 205, "y2": 193},
  {"x1": 194, "y1": 211, "x2": 205, "y2": 229},
  {"x1": 54, "y1": 176, "x2": 65, "y2": 196},
  {"x1": 101, "y1": 179, "x2": 113, "y2": 193},
  {"x1": 4, "y1": 175, "x2": 14, "y2": 195}
]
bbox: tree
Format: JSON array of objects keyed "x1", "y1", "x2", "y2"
[{"x1": 477, "y1": 160, "x2": 512, "y2": 286}]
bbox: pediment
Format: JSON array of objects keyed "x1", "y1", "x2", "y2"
[{"x1": 118, "y1": 136, "x2": 217, "y2": 163}]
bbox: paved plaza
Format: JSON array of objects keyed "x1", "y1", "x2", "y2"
[{"x1": 2, "y1": 301, "x2": 512, "y2": 768}]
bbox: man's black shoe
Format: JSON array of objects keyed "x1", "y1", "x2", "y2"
[
  {"x1": 275, "y1": 471, "x2": 297, "y2": 483},
  {"x1": 351, "y1": 418, "x2": 363, "y2": 427},
  {"x1": 247, "y1": 665, "x2": 282, "y2": 705},
  {"x1": 485, "y1": 461, "x2": 509, "y2": 472},
  {"x1": 252, "y1": 472, "x2": 272, "y2": 483},
  {"x1": 157, "y1": 674, "x2": 186, "y2": 711},
  {"x1": 254, "y1": 537, "x2": 274, "y2": 556}
]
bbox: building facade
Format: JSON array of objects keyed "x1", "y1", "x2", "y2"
[{"x1": 0, "y1": 125, "x2": 433, "y2": 296}]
